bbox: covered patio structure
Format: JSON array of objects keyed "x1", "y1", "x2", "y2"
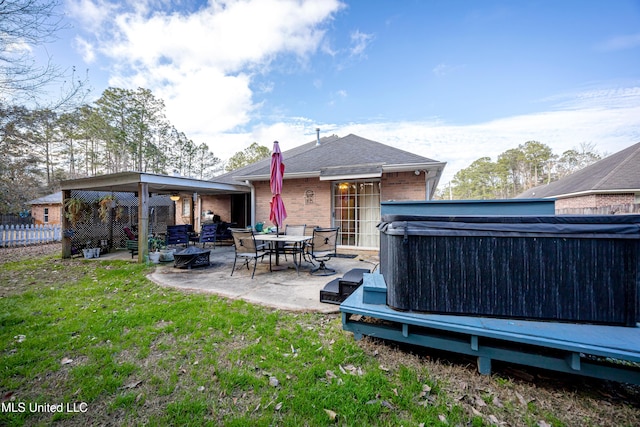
[{"x1": 60, "y1": 172, "x2": 249, "y2": 263}]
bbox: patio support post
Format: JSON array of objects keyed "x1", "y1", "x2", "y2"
[
  {"x1": 191, "y1": 192, "x2": 197, "y2": 228},
  {"x1": 138, "y1": 183, "x2": 150, "y2": 263},
  {"x1": 61, "y1": 189, "x2": 72, "y2": 259},
  {"x1": 246, "y1": 180, "x2": 256, "y2": 229}
]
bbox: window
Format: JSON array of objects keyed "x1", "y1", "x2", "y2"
[
  {"x1": 44, "y1": 208, "x2": 49, "y2": 223},
  {"x1": 182, "y1": 198, "x2": 191, "y2": 217}
]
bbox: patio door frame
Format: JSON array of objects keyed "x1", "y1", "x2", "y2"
[{"x1": 332, "y1": 180, "x2": 381, "y2": 249}]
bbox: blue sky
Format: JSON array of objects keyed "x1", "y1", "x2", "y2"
[{"x1": 30, "y1": 0, "x2": 640, "y2": 183}]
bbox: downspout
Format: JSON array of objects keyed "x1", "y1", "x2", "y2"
[
  {"x1": 245, "y1": 180, "x2": 256, "y2": 227},
  {"x1": 424, "y1": 170, "x2": 432, "y2": 201}
]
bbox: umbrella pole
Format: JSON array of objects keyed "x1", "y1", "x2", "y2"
[{"x1": 272, "y1": 224, "x2": 287, "y2": 269}]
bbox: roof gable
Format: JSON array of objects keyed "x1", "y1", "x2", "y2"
[{"x1": 516, "y1": 141, "x2": 640, "y2": 198}]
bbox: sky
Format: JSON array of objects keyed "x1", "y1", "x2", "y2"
[{"x1": 30, "y1": 0, "x2": 640, "y2": 183}]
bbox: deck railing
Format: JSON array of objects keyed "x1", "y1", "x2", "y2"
[{"x1": 0, "y1": 224, "x2": 61, "y2": 247}]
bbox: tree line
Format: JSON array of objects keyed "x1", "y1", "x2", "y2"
[
  {"x1": 440, "y1": 141, "x2": 602, "y2": 200},
  {"x1": 0, "y1": 87, "x2": 227, "y2": 214}
]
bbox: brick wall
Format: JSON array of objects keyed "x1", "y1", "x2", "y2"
[
  {"x1": 555, "y1": 193, "x2": 635, "y2": 210},
  {"x1": 381, "y1": 172, "x2": 427, "y2": 201},
  {"x1": 254, "y1": 179, "x2": 333, "y2": 229},
  {"x1": 201, "y1": 195, "x2": 232, "y2": 223},
  {"x1": 31, "y1": 204, "x2": 62, "y2": 225},
  {"x1": 174, "y1": 198, "x2": 192, "y2": 226},
  {"x1": 200, "y1": 172, "x2": 428, "y2": 230}
]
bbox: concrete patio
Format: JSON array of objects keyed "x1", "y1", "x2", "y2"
[{"x1": 98, "y1": 244, "x2": 379, "y2": 313}]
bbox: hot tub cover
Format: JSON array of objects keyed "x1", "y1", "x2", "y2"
[
  {"x1": 378, "y1": 214, "x2": 640, "y2": 325},
  {"x1": 378, "y1": 214, "x2": 640, "y2": 239}
]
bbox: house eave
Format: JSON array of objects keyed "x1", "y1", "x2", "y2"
[
  {"x1": 382, "y1": 162, "x2": 447, "y2": 173},
  {"x1": 547, "y1": 188, "x2": 640, "y2": 199},
  {"x1": 236, "y1": 171, "x2": 320, "y2": 182},
  {"x1": 236, "y1": 161, "x2": 448, "y2": 183},
  {"x1": 61, "y1": 171, "x2": 250, "y2": 194}
]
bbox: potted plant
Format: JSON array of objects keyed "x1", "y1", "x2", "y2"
[
  {"x1": 114, "y1": 205, "x2": 125, "y2": 222},
  {"x1": 148, "y1": 236, "x2": 166, "y2": 264},
  {"x1": 64, "y1": 197, "x2": 87, "y2": 226},
  {"x1": 153, "y1": 236, "x2": 175, "y2": 262},
  {"x1": 98, "y1": 195, "x2": 116, "y2": 223}
]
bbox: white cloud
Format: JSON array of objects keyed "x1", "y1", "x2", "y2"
[
  {"x1": 65, "y1": 0, "x2": 117, "y2": 30},
  {"x1": 73, "y1": 37, "x2": 95, "y2": 63},
  {"x1": 432, "y1": 63, "x2": 465, "y2": 77},
  {"x1": 68, "y1": 0, "x2": 344, "y2": 138},
  {"x1": 349, "y1": 30, "x2": 374, "y2": 57}
]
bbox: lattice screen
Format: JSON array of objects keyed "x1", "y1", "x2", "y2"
[{"x1": 67, "y1": 190, "x2": 174, "y2": 254}]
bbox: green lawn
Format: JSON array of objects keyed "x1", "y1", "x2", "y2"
[{"x1": 1, "y1": 253, "x2": 638, "y2": 426}]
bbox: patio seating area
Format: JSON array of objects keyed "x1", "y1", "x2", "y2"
[{"x1": 92, "y1": 244, "x2": 379, "y2": 313}]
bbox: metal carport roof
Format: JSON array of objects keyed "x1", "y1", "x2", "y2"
[{"x1": 60, "y1": 171, "x2": 250, "y2": 195}]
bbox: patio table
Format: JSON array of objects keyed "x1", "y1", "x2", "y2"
[{"x1": 254, "y1": 234, "x2": 312, "y2": 274}]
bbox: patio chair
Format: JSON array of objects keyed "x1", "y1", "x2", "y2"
[
  {"x1": 194, "y1": 223, "x2": 218, "y2": 248},
  {"x1": 307, "y1": 227, "x2": 339, "y2": 276},
  {"x1": 282, "y1": 224, "x2": 306, "y2": 261},
  {"x1": 123, "y1": 227, "x2": 137, "y2": 240},
  {"x1": 123, "y1": 227, "x2": 138, "y2": 258},
  {"x1": 166, "y1": 224, "x2": 190, "y2": 247},
  {"x1": 231, "y1": 229, "x2": 272, "y2": 279}
]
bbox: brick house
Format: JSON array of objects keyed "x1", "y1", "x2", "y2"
[
  {"x1": 204, "y1": 134, "x2": 446, "y2": 249},
  {"x1": 59, "y1": 134, "x2": 444, "y2": 259},
  {"x1": 28, "y1": 191, "x2": 62, "y2": 225},
  {"x1": 516, "y1": 141, "x2": 640, "y2": 212}
]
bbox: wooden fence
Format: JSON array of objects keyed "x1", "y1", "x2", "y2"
[
  {"x1": 556, "y1": 203, "x2": 640, "y2": 215},
  {"x1": 0, "y1": 214, "x2": 34, "y2": 226},
  {"x1": 0, "y1": 224, "x2": 61, "y2": 247}
]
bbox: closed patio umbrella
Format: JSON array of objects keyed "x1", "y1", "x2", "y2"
[{"x1": 269, "y1": 141, "x2": 287, "y2": 234}]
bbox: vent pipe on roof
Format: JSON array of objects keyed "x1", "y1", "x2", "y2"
[{"x1": 316, "y1": 128, "x2": 320, "y2": 146}]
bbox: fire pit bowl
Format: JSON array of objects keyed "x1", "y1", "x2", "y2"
[{"x1": 173, "y1": 246, "x2": 211, "y2": 269}]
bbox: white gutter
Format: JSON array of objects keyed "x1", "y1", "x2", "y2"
[
  {"x1": 382, "y1": 162, "x2": 447, "y2": 173},
  {"x1": 319, "y1": 172, "x2": 382, "y2": 181},
  {"x1": 245, "y1": 180, "x2": 256, "y2": 227}
]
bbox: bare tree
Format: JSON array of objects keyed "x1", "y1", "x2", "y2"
[{"x1": 0, "y1": 0, "x2": 71, "y2": 102}]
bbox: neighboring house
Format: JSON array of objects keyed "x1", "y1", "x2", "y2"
[
  {"x1": 203, "y1": 133, "x2": 446, "y2": 249},
  {"x1": 28, "y1": 191, "x2": 63, "y2": 225},
  {"x1": 516, "y1": 141, "x2": 640, "y2": 212}
]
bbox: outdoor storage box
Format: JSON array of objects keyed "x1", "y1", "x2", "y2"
[{"x1": 379, "y1": 215, "x2": 640, "y2": 326}]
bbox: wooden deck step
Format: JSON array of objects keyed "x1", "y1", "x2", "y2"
[{"x1": 341, "y1": 273, "x2": 640, "y2": 385}]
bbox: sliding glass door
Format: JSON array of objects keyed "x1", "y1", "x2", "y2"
[{"x1": 333, "y1": 181, "x2": 380, "y2": 248}]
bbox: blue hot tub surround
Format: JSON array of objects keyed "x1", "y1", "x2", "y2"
[
  {"x1": 379, "y1": 214, "x2": 640, "y2": 326},
  {"x1": 381, "y1": 198, "x2": 556, "y2": 217}
]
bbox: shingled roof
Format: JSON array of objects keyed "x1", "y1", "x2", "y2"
[
  {"x1": 516, "y1": 141, "x2": 640, "y2": 199},
  {"x1": 28, "y1": 191, "x2": 62, "y2": 205},
  {"x1": 214, "y1": 134, "x2": 444, "y2": 184}
]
